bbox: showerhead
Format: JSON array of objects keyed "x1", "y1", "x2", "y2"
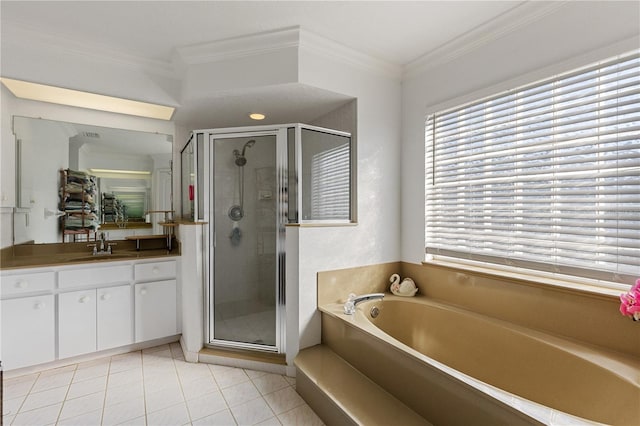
[
  {"x1": 234, "y1": 140, "x2": 255, "y2": 166},
  {"x1": 234, "y1": 155, "x2": 247, "y2": 166},
  {"x1": 241, "y1": 140, "x2": 256, "y2": 156}
]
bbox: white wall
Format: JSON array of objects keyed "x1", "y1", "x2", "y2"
[
  {"x1": 400, "y1": 1, "x2": 640, "y2": 264},
  {"x1": 291, "y1": 47, "x2": 402, "y2": 352}
]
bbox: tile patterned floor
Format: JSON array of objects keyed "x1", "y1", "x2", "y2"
[{"x1": 2, "y1": 343, "x2": 324, "y2": 426}]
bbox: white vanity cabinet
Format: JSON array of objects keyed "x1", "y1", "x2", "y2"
[
  {"x1": 0, "y1": 270, "x2": 56, "y2": 370},
  {"x1": 1, "y1": 257, "x2": 178, "y2": 371},
  {"x1": 58, "y1": 263, "x2": 134, "y2": 358},
  {"x1": 134, "y1": 260, "x2": 177, "y2": 342}
]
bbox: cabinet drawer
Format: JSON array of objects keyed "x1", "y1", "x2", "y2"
[
  {"x1": 1, "y1": 271, "x2": 55, "y2": 297},
  {"x1": 135, "y1": 261, "x2": 176, "y2": 281},
  {"x1": 59, "y1": 264, "x2": 131, "y2": 289}
]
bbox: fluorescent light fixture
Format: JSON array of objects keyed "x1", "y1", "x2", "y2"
[
  {"x1": 89, "y1": 168, "x2": 151, "y2": 175},
  {"x1": 1, "y1": 77, "x2": 175, "y2": 120},
  {"x1": 249, "y1": 113, "x2": 266, "y2": 120}
]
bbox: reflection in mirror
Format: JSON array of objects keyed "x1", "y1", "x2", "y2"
[{"x1": 13, "y1": 117, "x2": 173, "y2": 244}]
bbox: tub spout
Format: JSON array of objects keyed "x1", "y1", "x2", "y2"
[{"x1": 343, "y1": 293, "x2": 385, "y2": 315}]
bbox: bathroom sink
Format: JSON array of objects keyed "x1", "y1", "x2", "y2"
[{"x1": 67, "y1": 254, "x2": 134, "y2": 262}]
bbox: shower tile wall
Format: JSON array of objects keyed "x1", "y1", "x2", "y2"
[
  {"x1": 213, "y1": 139, "x2": 277, "y2": 345},
  {"x1": 256, "y1": 166, "x2": 276, "y2": 305}
]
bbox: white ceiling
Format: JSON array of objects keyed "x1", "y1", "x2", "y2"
[
  {"x1": 2, "y1": 1, "x2": 543, "y2": 129},
  {"x1": 1, "y1": 1, "x2": 523, "y2": 67}
]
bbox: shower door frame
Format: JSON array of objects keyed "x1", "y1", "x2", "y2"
[{"x1": 202, "y1": 126, "x2": 288, "y2": 353}]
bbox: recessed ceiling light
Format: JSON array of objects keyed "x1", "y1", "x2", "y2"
[
  {"x1": 249, "y1": 113, "x2": 266, "y2": 120},
  {"x1": 0, "y1": 77, "x2": 175, "y2": 120}
]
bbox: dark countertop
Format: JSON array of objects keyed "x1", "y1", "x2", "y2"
[{"x1": 0, "y1": 238, "x2": 180, "y2": 270}]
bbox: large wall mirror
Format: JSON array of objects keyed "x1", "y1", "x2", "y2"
[{"x1": 13, "y1": 116, "x2": 173, "y2": 244}]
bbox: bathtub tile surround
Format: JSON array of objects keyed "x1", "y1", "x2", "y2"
[
  {"x1": 2, "y1": 343, "x2": 324, "y2": 426},
  {"x1": 311, "y1": 261, "x2": 640, "y2": 425},
  {"x1": 318, "y1": 261, "x2": 640, "y2": 358},
  {"x1": 316, "y1": 261, "x2": 400, "y2": 306}
]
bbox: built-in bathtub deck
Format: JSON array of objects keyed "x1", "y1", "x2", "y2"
[{"x1": 295, "y1": 345, "x2": 432, "y2": 426}]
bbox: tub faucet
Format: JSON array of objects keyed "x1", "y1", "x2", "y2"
[{"x1": 343, "y1": 293, "x2": 385, "y2": 315}]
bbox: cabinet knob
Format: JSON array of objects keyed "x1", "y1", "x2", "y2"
[
  {"x1": 101, "y1": 293, "x2": 111, "y2": 301},
  {"x1": 152, "y1": 267, "x2": 159, "y2": 274},
  {"x1": 16, "y1": 280, "x2": 28, "y2": 289},
  {"x1": 79, "y1": 296, "x2": 91, "y2": 303},
  {"x1": 34, "y1": 302, "x2": 45, "y2": 310},
  {"x1": 140, "y1": 288, "x2": 147, "y2": 295}
]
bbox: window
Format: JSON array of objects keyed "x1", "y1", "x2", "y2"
[
  {"x1": 300, "y1": 127, "x2": 353, "y2": 222},
  {"x1": 425, "y1": 51, "x2": 640, "y2": 285},
  {"x1": 310, "y1": 142, "x2": 350, "y2": 220}
]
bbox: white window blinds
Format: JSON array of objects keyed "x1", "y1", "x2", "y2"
[
  {"x1": 425, "y1": 51, "x2": 640, "y2": 285},
  {"x1": 311, "y1": 143, "x2": 350, "y2": 220}
]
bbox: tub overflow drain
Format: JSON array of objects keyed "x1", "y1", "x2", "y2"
[{"x1": 370, "y1": 306, "x2": 380, "y2": 318}]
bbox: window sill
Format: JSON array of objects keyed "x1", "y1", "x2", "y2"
[
  {"x1": 422, "y1": 255, "x2": 629, "y2": 300},
  {"x1": 286, "y1": 222, "x2": 357, "y2": 228}
]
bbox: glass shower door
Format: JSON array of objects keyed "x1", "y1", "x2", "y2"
[{"x1": 211, "y1": 134, "x2": 279, "y2": 349}]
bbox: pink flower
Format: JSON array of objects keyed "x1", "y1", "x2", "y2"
[{"x1": 620, "y1": 279, "x2": 640, "y2": 320}]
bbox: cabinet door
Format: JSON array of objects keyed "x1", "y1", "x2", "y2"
[
  {"x1": 135, "y1": 280, "x2": 177, "y2": 342},
  {"x1": 97, "y1": 285, "x2": 133, "y2": 350},
  {"x1": 58, "y1": 290, "x2": 96, "y2": 358},
  {"x1": 1, "y1": 295, "x2": 55, "y2": 370}
]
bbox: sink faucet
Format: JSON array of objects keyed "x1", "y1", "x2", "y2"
[
  {"x1": 99, "y1": 232, "x2": 106, "y2": 252},
  {"x1": 343, "y1": 292, "x2": 385, "y2": 315},
  {"x1": 88, "y1": 232, "x2": 116, "y2": 255}
]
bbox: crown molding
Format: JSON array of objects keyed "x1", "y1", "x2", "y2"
[
  {"x1": 174, "y1": 26, "x2": 301, "y2": 67},
  {"x1": 403, "y1": 1, "x2": 569, "y2": 79},
  {"x1": 298, "y1": 28, "x2": 403, "y2": 81},
  {"x1": 2, "y1": 21, "x2": 177, "y2": 79},
  {"x1": 174, "y1": 26, "x2": 402, "y2": 81}
]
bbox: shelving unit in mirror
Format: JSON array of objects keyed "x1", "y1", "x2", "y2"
[{"x1": 59, "y1": 169, "x2": 99, "y2": 242}]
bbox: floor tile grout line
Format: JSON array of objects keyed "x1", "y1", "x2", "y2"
[
  {"x1": 6, "y1": 370, "x2": 41, "y2": 421},
  {"x1": 7, "y1": 346, "x2": 312, "y2": 426},
  {"x1": 137, "y1": 350, "x2": 148, "y2": 426},
  {"x1": 176, "y1": 353, "x2": 215, "y2": 424},
  {"x1": 14, "y1": 364, "x2": 77, "y2": 424},
  {"x1": 98, "y1": 353, "x2": 113, "y2": 426},
  {"x1": 150, "y1": 345, "x2": 184, "y2": 424},
  {"x1": 52, "y1": 363, "x2": 77, "y2": 425}
]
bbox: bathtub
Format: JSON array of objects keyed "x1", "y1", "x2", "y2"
[{"x1": 320, "y1": 295, "x2": 640, "y2": 425}]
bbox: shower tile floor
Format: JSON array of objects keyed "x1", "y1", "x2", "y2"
[
  {"x1": 2, "y1": 343, "x2": 324, "y2": 426},
  {"x1": 214, "y1": 300, "x2": 276, "y2": 346}
]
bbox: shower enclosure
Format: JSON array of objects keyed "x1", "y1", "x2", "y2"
[{"x1": 185, "y1": 124, "x2": 353, "y2": 353}]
